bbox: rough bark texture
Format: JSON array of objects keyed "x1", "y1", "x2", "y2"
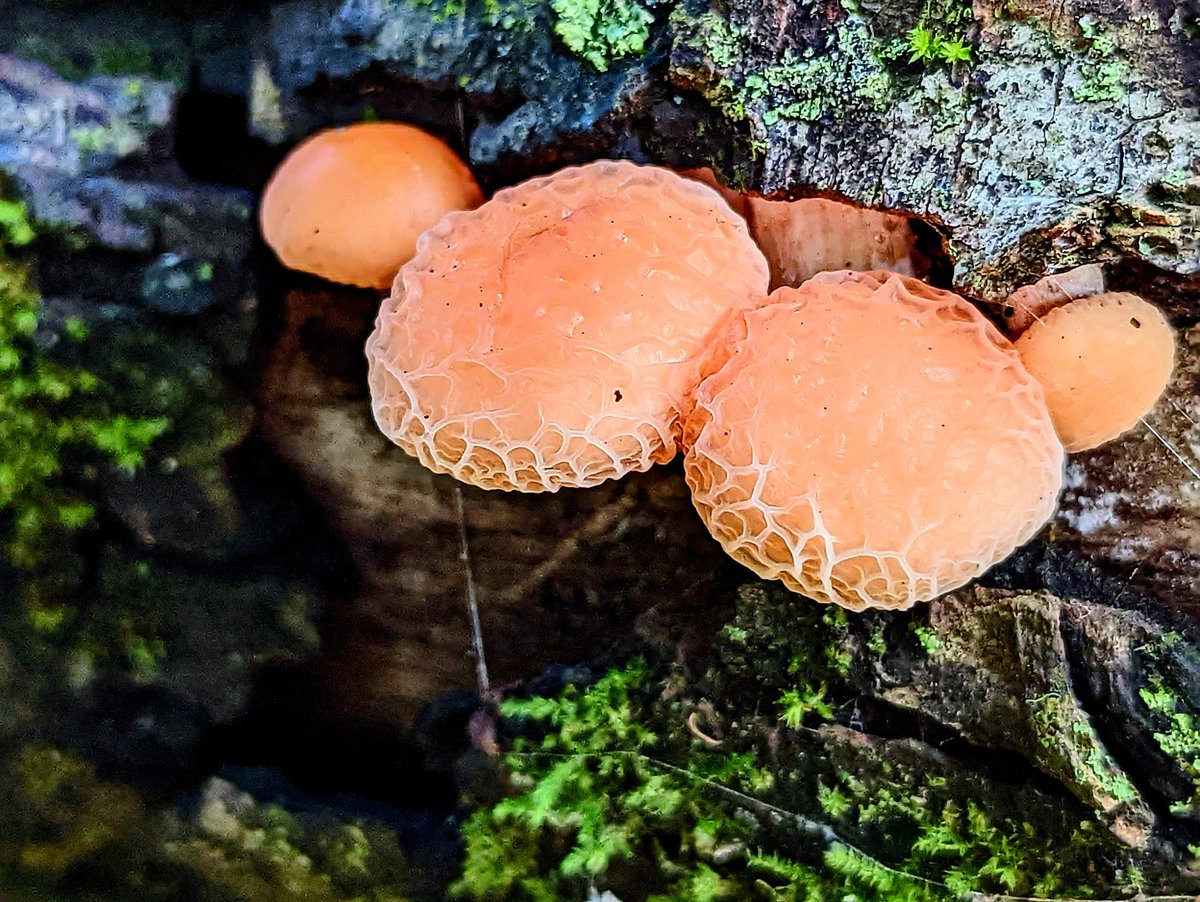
[
  {"x1": 261, "y1": 0, "x2": 1200, "y2": 299},
  {"x1": 671, "y1": 0, "x2": 1200, "y2": 296}
]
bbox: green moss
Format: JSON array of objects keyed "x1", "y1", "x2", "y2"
[
  {"x1": 902, "y1": 0, "x2": 976, "y2": 66},
  {"x1": 550, "y1": 0, "x2": 655, "y2": 71},
  {"x1": 0, "y1": 744, "x2": 146, "y2": 876},
  {"x1": 0, "y1": 199, "x2": 167, "y2": 568},
  {"x1": 778, "y1": 683, "x2": 834, "y2": 728},
  {"x1": 0, "y1": 743, "x2": 424, "y2": 901},
  {"x1": 455, "y1": 587, "x2": 1136, "y2": 900}
]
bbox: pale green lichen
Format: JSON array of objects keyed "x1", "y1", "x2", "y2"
[
  {"x1": 1071, "y1": 18, "x2": 1126, "y2": 103},
  {"x1": 680, "y1": 10, "x2": 895, "y2": 135},
  {"x1": 550, "y1": 0, "x2": 654, "y2": 72},
  {"x1": 400, "y1": 0, "x2": 539, "y2": 32}
]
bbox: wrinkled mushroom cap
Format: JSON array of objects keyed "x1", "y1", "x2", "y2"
[
  {"x1": 1015, "y1": 292, "x2": 1175, "y2": 452},
  {"x1": 366, "y1": 160, "x2": 770, "y2": 492},
  {"x1": 683, "y1": 271, "x2": 1065, "y2": 611},
  {"x1": 259, "y1": 122, "x2": 482, "y2": 289}
]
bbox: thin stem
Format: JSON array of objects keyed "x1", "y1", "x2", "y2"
[{"x1": 454, "y1": 483, "x2": 490, "y2": 694}]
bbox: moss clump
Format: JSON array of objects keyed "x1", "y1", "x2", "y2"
[
  {"x1": 901, "y1": 0, "x2": 975, "y2": 66},
  {"x1": 0, "y1": 746, "x2": 427, "y2": 901},
  {"x1": 0, "y1": 744, "x2": 147, "y2": 878},
  {"x1": 550, "y1": 0, "x2": 655, "y2": 72},
  {"x1": 0, "y1": 199, "x2": 166, "y2": 568},
  {"x1": 166, "y1": 780, "x2": 424, "y2": 902},
  {"x1": 455, "y1": 587, "x2": 1138, "y2": 900}
]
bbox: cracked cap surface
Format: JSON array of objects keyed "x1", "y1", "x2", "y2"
[
  {"x1": 683, "y1": 271, "x2": 1065, "y2": 610},
  {"x1": 366, "y1": 160, "x2": 769, "y2": 491}
]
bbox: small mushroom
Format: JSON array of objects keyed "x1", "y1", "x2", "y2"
[
  {"x1": 677, "y1": 168, "x2": 924, "y2": 289},
  {"x1": 683, "y1": 271, "x2": 1065, "y2": 611},
  {"x1": 745, "y1": 197, "x2": 924, "y2": 290},
  {"x1": 366, "y1": 160, "x2": 770, "y2": 492},
  {"x1": 1001, "y1": 263, "x2": 1107, "y2": 335},
  {"x1": 1014, "y1": 292, "x2": 1175, "y2": 452},
  {"x1": 259, "y1": 122, "x2": 482, "y2": 289}
]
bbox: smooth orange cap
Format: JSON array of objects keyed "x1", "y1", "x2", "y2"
[
  {"x1": 1015, "y1": 292, "x2": 1175, "y2": 452},
  {"x1": 259, "y1": 122, "x2": 482, "y2": 289}
]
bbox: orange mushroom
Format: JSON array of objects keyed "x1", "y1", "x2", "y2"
[
  {"x1": 1014, "y1": 292, "x2": 1175, "y2": 452},
  {"x1": 683, "y1": 271, "x2": 1065, "y2": 611},
  {"x1": 366, "y1": 160, "x2": 770, "y2": 492},
  {"x1": 259, "y1": 122, "x2": 482, "y2": 289},
  {"x1": 678, "y1": 168, "x2": 924, "y2": 288},
  {"x1": 745, "y1": 197, "x2": 924, "y2": 289},
  {"x1": 1001, "y1": 263, "x2": 1106, "y2": 335}
]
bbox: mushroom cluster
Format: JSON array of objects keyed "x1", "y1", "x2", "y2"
[{"x1": 260, "y1": 128, "x2": 1176, "y2": 611}]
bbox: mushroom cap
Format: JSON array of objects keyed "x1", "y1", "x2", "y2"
[
  {"x1": 366, "y1": 160, "x2": 770, "y2": 492},
  {"x1": 1001, "y1": 264, "x2": 1106, "y2": 335},
  {"x1": 678, "y1": 169, "x2": 925, "y2": 290},
  {"x1": 747, "y1": 197, "x2": 923, "y2": 290},
  {"x1": 683, "y1": 271, "x2": 1065, "y2": 611},
  {"x1": 1014, "y1": 292, "x2": 1175, "y2": 452},
  {"x1": 259, "y1": 122, "x2": 482, "y2": 289}
]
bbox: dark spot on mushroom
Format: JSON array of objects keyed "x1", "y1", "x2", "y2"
[
  {"x1": 1130, "y1": 317, "x2": 1142, "y2": 328},
  {"x1": 614, "y1": 389, "x2": 623, "y2": 402}
]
